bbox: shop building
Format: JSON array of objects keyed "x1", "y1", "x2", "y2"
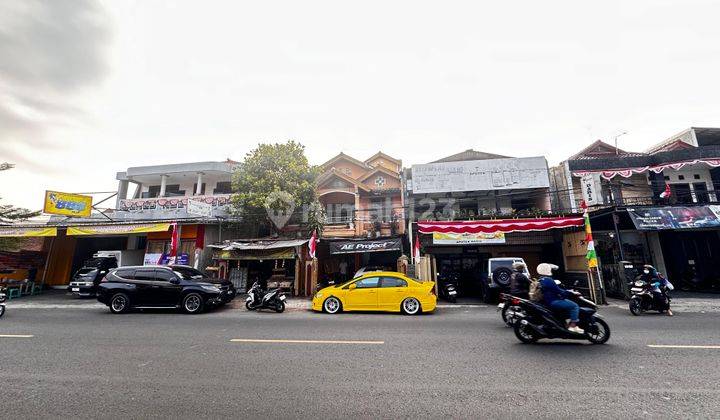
[
  {"x1": 406, "y1": 149, "x2": 579, "y2": 300},
  {"x1": 315, "y1": 152, "x2": 406, "y2": 284},
  {"x1": 551, "y1": 128, "x2": 720, "y2": 295}
]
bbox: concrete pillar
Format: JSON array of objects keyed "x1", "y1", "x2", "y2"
[
  {"x1": 159, "y1": 175, "x2": 168, "y2": 197},
  {"x1": 116, "y1": 180, "x2": 129, "y2": 209},
  {"x1": 195, "y1": 172, "x2": 204, "y2": 196}
]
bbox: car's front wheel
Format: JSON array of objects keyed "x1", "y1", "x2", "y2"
[
  {"x1": 323, "y1": 297, "x2": 342, "y2": 314},
  {"x1": 401, "y1": 297, "x2": 421, "y2": 315},
  {"x1": 182, "y1": 293, "x2": 204, "y2": 314},
  {"x1": 109, "y1": 293, "x2": 130, "y2": 314}
]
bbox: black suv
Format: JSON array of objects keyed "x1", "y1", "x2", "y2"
[
  {"x1": 67, "y1": 256, "x2": 118, "y2": 297},
  {"x1": 97, "y1": 265, "x2": 236, "y2": 314}
]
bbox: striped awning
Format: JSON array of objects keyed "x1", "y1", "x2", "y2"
[{"x1": 418, "y1": 217, "x2": 584, "y2": 235}]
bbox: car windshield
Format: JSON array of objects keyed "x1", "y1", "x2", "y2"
[{"x1": 172, "y1": 267, "x2": 207, "y2": 281}]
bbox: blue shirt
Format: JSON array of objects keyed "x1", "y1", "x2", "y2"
[{"x1": 539, "y1": 277, "x2": 570, "y2": 305}]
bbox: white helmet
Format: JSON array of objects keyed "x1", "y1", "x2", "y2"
[{"x1": 537, "y1": 263, "x2": 559, "y2": 277}]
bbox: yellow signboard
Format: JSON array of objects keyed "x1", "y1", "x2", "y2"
[
  {"x1": 66, "y1": 223, "x2": 171, "y2": 236},
  {"x1": 43, "y1": 191, "x2": 92, "y2": 218},
  {"x1": 0, "y1": 226, "x2": 58, "y2": 237}
]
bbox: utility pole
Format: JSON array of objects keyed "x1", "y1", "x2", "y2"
[{"x1": 614, "y1": 131, "x2": 628, "y2": 155}]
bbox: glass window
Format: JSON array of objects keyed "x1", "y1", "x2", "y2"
[
  {"x1": 154, "y1": 269, "x2": 176, "y2": 282},
  {"x1": 172, "y1": 266, "x2": 206, "y2": 281},
  {"x1": 214, "y1": 182, "x2": 232, "y2": 194},
  {"x1": 134, "y1": 269, "x2": 155, "y2": 281},
  {"x1": 115, "y1": 268, "x2": 135, "y2": 279},
  {"x1": 354, "y1": 277, "x2": 380, "y2": 289},
  {"x1": 381, "y1": 277, "x2": 407, "y2": 288}
]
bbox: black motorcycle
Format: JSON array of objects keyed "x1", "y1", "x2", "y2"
[
  {"x1": 629, "y1": 279, "x2": 671, "y2": 316},
  {"x1": 0, "y1": 288, "x2": 6, "y2": 318},
  {"x1": 245, "y1": 282, "x2": 286, "y2": 313},
  {"x1": 498, "y1": 293, "x2": 524, "y2": 327},
  {"x1": 513, "y1": 293, "x2": 610, "y2": 344},
  {"x1": 439, "y1": 273, "x2": 459, "y2": 303}
]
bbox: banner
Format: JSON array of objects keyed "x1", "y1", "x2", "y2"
[
  {"x1": 44, "y1": 191, "x2": 92, "y2": 217},
  {"x1": 0, "y1": 226, "x2": 57, "y2": 237},
  {"x1": 67, "y1": 223, "x2": 171, "y2": 236},
  {"x1": 187, "y1": 199, "x2": 213, "y2": 218},
  {"x1": 329, "y1": 238, "x2": 402, "y2": 254},
  {"x1": 432, "y1": 231, "x2": 505, "y2": 245},
  {"x1": 627, "y1": 206, "x2": 720, "y2": 230},
  {"x1": 580, "y1": 173, "x2": 603, "y2": 206}
]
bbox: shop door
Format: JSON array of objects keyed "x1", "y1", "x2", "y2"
[
  {"x1": 344, "y1": 276, "x2": 380, "y2": 310},
  {"x1": 660, "y1": 231, "x2": 720, "y2": 291}
]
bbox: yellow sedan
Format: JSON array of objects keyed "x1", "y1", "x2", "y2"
[{"x1": 312, "y1": 272, "x2": 436, "y2": 315}]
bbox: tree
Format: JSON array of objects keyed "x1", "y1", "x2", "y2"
[
  {"x1": 1, "y1": 165, "x2": 40, "y2": 250},
  {"x1": 232, "y1": 141, "x2": 323, "y2": 235}
]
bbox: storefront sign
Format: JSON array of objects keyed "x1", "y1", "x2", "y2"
[
  {"x1": 627, "y1": 206, "x2": 720, "y2": 230},
  {"x1": 0, "y1": 226, "x2": 58, "y2": 237},
  {"x1": 187, "y1": 199, "x2": 213, "y2": 218},
  {"x1": 580, "y1": 173, "x2": 603, "y2": 206},
  {"x1": 67, "y1": 223, "x2": 171, "y2": 236},
  {"x1": 143, "y1": 253, "x2": 163, "y2": 265},
  {"x1": 43, "y1": 191, "x2": 92, "y2": 217},
  {"x1": 411, "y1": 157, "x2": 550, "y2": 194},
  {"x1": 432, "y1": 231, "x2": 506, "y2": 245},
  {"x1": 329, "y1": 238, "x2": 402, "y2": 254}
]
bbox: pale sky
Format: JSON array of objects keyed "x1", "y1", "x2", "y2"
[{"x1": 2, "y1": 0, "x2": 720, "y2": 210}]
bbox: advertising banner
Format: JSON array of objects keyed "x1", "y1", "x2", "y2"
[
  {"x1": 187, "y1": 199, "x2": 213, "y2": 218},
  {"x1": 329, "y1": 238, "x2": 402, "y2": 254},
  {"x1": 580, "y1": 173, "x2": 603, "y2": 206},
  {"x1": 627, "y1": 206, "x2": 720, "y2": 230},
  {"x1": 410, "y1": 156, "x2": 550, "y2": 194},
  {"x1": 0, "y1": 226, "x2": 58, "y2": 237},
  {"x1": 43, "y1": 191, "x2": 93, "y2": 217},
  {"x1": 67, "y1": 223, "x2": 171, "y2": 236},
  {"x1": 432, "y1": 231, "x2": 506, "y2": 245}
]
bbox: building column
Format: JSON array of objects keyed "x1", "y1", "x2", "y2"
[
  {"x1": 159, "y1": 174, "x2": 168, "y2": 197},
  {"x1": 195, "y1": 172, "x2": 204, "y2": 196},
  {"x1": 116, "y1": 180, "x2": 129, "y2": 209},
  {"x1": 354, "y1": 188, "x2": 362, "y2": 236}
]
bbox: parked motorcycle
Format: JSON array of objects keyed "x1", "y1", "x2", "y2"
[
  {"x1": 245, "y1": 282, "x2": 287, "y2": 313},
  {"x1": 512, "y1": 293, "x2": 610, "y2": 344},
  {"x1": 0, "y1": 288, "x2": 6, "y2": 318},
  {"x1": 497, "y1": 293, "x2": 524, "y2": 327},
  {"x1": 438, "y1": 272, "x2": 459, "y2": 303},
  {"x1": 629, "y1": 279, "x2": 671, "y2": 315}
]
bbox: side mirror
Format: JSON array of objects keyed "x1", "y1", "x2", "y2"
[
  {"x1": 169, "y1": 278, "x2": 180, "y2": 285},
  {"x1": 348, "y1": 283, "x2": 357, "y2": 290}
]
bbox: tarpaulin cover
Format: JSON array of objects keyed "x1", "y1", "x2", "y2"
[
  {"x1": 418, "y1": 217, "x2": 584, "y2": 234},
  {"x1": 66, "y1": 223, "x2": 171, "y2": 236},
  {"x1": 0, "y1": 226, "x2": 58, "y2": 237}
]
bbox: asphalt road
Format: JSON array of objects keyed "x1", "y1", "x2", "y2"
[{"x1": 1, "y1": 302, "x2": 719, "y2": 419}]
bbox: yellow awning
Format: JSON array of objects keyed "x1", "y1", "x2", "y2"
[
  {"x1": 0, "y1": 227, "x2": 58, "y2": 237},
  {"x1": 67, "y1": 223, "x2": 171, "y2": 236}
]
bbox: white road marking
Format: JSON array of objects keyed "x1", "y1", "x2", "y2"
[
  {"x1": 0, "y1": 334, "x2": 34, "y2": 338},
  {"x1": 230, "y1": 338, "x2": 384, "y2": 345},
  {"x1": 648, "y1": 345, "x2": 720, "y2": 349}
]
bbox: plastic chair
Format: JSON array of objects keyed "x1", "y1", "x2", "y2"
[
  {"x1": 30, "y1": 281, "x2": 43, "y2": 295},
  {"x1": 7, "y1": 286, "x2": 21, "y2": 300}
]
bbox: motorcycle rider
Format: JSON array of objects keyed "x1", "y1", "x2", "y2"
[
  {"x1": 537, "y1": 263, "x2": 584, "y2": 334},
  {"x1": 639, "y1": 265, "x2": 673, "y2": 316},
  {"x1": 509, "y1": 262, "x2": 530, "y2": 300}
]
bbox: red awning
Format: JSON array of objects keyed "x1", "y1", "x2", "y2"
[{"x1": 417, "y1": 217, "x2": 584, "y2": 234}]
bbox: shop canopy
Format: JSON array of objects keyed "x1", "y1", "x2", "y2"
[
  {"x1": 66, "y1": 222, "x2": 171, "y2": 236},
  {"x1": 210, "y1": 239, "x2": 309, "y2": 260},
  {"x1": 572, "y1": 158, "x2": 720, "y2": 180},
  {"x1": 0, "y1": 226, "x2": 57, "y2": 237},
  {"x1": 417, "y1": 217, "x2": 584, "y2": 235}
]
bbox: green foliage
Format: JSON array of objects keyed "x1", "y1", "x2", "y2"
[
  {"x1": 232, "y1": 141, "x2": 321, "y2": 233},
  {"x1": 0, "y1": 190, "x2": 40, "y2": 251}
]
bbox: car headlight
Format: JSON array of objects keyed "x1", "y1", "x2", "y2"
[
  {"x1": 201, "y1": 285, "x2": 221, "y2": 293},
  {"x1": 315, "y1": 292, "x2": 323, "y2": 299}
]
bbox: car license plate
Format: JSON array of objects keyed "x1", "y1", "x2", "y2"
[
  {"x1": 279, "y1": 295, "x2": 287, "y2": 301},
  {"x1": 448, "y1": 291, "x2": 457, "y2": 295},
  {"x1": 72, "y1": 287, "x2": 80, "y2": 292},
  {"x1": 631, "y1": 288, "x2": 643, "y2": 293}
]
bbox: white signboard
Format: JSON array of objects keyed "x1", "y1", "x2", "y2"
[
  {"x1": 580, "y1": 173, "x2": 603, "y2": 206},
  {"x1": 411, "y1": 157, "x2": 550, "y2": 194},
  {"x1": 187, "y1": 199, "x2": 213, "y2": 218},
  {"x1": 143, "y1": 253, "x2": 163, "y2": 265},
  {"x1": 432, "y1": 232, "x2": 506, "y2": 245}
]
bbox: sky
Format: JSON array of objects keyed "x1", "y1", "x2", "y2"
[{"x1": 2, "y1": 0, "x2": 720, "y2": 210}]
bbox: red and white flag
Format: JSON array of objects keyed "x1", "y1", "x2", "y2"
[
  {"x1": 413, "y1": 236, "x2": 421, "y2": 261},
  {"x1": 660, "y1": 184, "x2": 672, "y2": 199},
  {"x1": 169, "y1": 223, "x2": 179, "y2": 259},
  {"x1": 309, "y1": 230, "x2": 318, "y2": 259}
]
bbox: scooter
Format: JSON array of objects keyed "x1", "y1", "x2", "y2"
[
  {"x1": 497, "y1": 293, "x2": 524, "y2": 327},
  {"x1": 245, "y1": 282, "x2": 287, "y2": 313},
  {"x1": 0, "y1": 288, "x2": 7, "y2": 318},
  {"x1": 629, "y1": 279, "x2": 672, "y2": 315},
  {"x1": 512, "y1": 292, "x2": 610, "y2": 344},
  {"x1": 438, "y1": 272, "x2": 459, "y2": 303}
]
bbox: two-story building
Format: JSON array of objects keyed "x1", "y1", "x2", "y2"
[
  {"x1": 552, "y1": 127, "x2": 720, "y2": 295},
  {"x1": 314, "y1": 152, "x2": 406, "y2": 284},
  {"x1": 407, "y1": 149, "x2": 584, "y2": 301}
]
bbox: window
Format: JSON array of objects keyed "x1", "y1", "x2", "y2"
[
  {"x1": 134, "y1": 269, "x2": 155, "y2": 281},
  {"x1": 154, "y1": 269, "x2": 176, "y2": 282},
  {"x1": 374, "y1": 176, "x2": 386, "y2": 188},
  {"x1": 172, "y1": 266, "x2": 206, "y2": 281},
  {"x1": 693, "y1": 182, "x2": 709, "y2": 204},
  {"x1": 694, "y1": 174, "x2": 701, "y2": 180},
  {"x1": 381, "y1": 277, "x2": 407, "y2": 288},
  {"x1": 192, "y1": 183, "x2": 206, "y2": 195},
  {"x1": 678, "y1": 175, "x2": 685, "y2": 180},
  {"x1": 353, "y1": 277, "x2": 380, "y2": 289},
  {"x1": 664, "y1": 176, "x2": 670, "y2": 181},
  {"x1": 115, "y1": 268, "x2": 135, "y2": 279},
  {"x1": 214, "y1": 182, "x2": 232, "y2": 194}
]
